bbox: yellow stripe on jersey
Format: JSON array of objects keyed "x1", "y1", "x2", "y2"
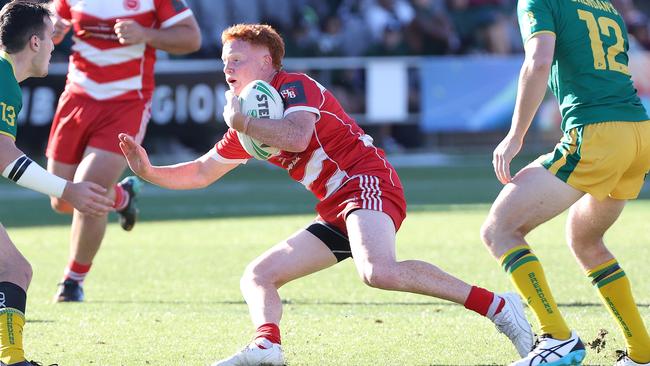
[
  {"x1": 0, "y1": 131, "x2": 16, "y2": 141},
  {"x1": 526, "y1": 30, "x2": 556, "y2": 43},
  {"x1": 0, "y1": 51, "x2": 16, "y2": 78}
]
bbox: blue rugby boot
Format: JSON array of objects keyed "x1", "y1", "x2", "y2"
[{"x1": 510, "y1": 330, "x2": 586, "y2": 366}]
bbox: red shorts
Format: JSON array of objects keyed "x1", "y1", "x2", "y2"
[
  {"x1": 46, "y1": 91, "x2": 151, "y2": 164},
  {"x1": 315, "y1": 173, "x2": 407, "y2": 236}
]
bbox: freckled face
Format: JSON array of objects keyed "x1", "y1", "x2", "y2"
[{"x1": 222, "y1": 39, "x2": 271, "y2": 95}]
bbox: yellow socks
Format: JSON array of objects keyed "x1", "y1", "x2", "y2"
[
  {"x1": 501, "y1": 245, "x2": 571, "y2": 340},
  {"x1": 0, "y1": 281, "x2": 27, "y2": 364},
  {"x1": 0, "y1": 308, "x2": 25, "y2": 365},
  {"x1": 588, "y1": 259, "x2": 650, "y2": 363}
]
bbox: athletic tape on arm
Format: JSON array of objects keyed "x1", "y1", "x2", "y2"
[{"x1": 2, "y1": 155, "x2": 67, "y2": 198}]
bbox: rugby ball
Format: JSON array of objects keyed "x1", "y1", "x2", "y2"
[{"x1": 237, "y1": 80, "x2": 284, "y2": 160}]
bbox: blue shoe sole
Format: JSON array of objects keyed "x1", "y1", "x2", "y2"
[{"x1": 542, "y1": 350, "x2": 586, "y2": 366}]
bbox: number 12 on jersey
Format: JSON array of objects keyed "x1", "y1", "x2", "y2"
[{"x1": 577, "y1": 9, "x2": 630, "y2": 75}]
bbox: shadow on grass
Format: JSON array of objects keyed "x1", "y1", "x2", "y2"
[
  {"x1": 75, "y1": 299, "x2": 650, "y2": 308},
  {"x1": 2, "y1": 163, "x2": 648, "y2": 228}
]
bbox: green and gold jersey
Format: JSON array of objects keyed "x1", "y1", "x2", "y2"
[
  {"x1": 0, "y1": 51, "x2": 21, "y2": 140},
  {"x1": 517, "y1": 0, "x2": 648, "y2": 131}
]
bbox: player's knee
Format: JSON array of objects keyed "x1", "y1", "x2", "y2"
[
  {"x1": 240, "y1": 262, "x2": 277, "y2": 290},
  {"x1": 566, "y1": 229, "x2": 605, "y2": 253},
  {"x1": 358, "y1": 263, "x2": 398, "y2": 290},
  {"x1": 480, "y1": 220, "x2": 499, "y2": 248},
  {"x1": 480, "y1": 217, "x2": 526, "y2": 249},
  {"x1": 0, "y1": 253, "x2": 32, "y2": 288},
  {"x1": 50, "y1": 197, "x2": 74, "y2": 214}
]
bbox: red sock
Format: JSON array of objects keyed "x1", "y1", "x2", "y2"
[
  {"x1": 113, "y1": 184, "x2": 128, "y2": 211},
  {"x1": 464, "y1": 286, "x2": 504, "y2": 318},
  {"x1": 64, "y1": 260, "x2": 92, "y2": 284},
  {"x1": 254, "y1": 323, "x2": 281, "y2": 347}
]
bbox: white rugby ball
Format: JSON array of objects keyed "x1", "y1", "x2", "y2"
[{"x1": 237, "y1": 80, "x2": 284, "y2": 160}]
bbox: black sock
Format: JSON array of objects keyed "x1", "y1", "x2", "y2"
[{"x1": 0, "y1": 282, "x2": 27, "y2": 313}]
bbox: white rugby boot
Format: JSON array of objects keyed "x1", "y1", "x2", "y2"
[
  {"x1": 510, "y1": 330, "x2": 586, "y2": 366},
  {"x1": 614, "y1": 351, "x2": 650, "y2": 366},
  {"x1": 211, "y1": 338, "x2": 285, "y2": 366},
  {"x1": 491, "y1": 292, "x2": 535, "y2": 357}
]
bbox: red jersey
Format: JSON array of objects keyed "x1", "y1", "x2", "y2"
[
  {"x1": 213, "y1": 71, "x2": 402, "y2": 201},
  {"x1": 54, "y1": 0, "x2": 193, "y2": 101}
]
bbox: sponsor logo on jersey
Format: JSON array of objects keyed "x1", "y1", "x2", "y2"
[
  {"x1": 124, "y1": 0, "x2": 140, "y2": 11},
  {"x1": 77, "y1": 22, "x2": 119, "y2": 40},
  {"x1": 0, "y1": 292, "x2": 5, "y2": 308},
  {"x1": 280, "y1": 81, "x2": 307, "y2": 106}
]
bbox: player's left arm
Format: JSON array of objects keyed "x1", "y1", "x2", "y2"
[
  {"x1": 114, "y1": 15, "x2": 201, "y2": 54},
  {"x1": 223, "y1": 90, "x2": 316, "y2": 152},
  {"x1": 493, "y1": 33, "x2": 555, "y2": 184}
]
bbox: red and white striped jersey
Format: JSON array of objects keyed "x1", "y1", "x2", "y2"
[
  {"x1": 213, "y1": 71, "x2": 402, "y2": 201},
  {"x1": 54, "y1": 0, "x2": 193, "y2": 101}
]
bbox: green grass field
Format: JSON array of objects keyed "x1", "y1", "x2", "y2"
[{"x1": 5, "y1": 156, "x2": 650, "y2": 365}]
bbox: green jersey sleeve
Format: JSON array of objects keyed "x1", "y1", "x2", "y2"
[
  {"x1": 0, "y1": 53, "x2": 22, "y2": 140},
  {"x1": 517, "y1": 0, "x2": 555, "y2": 43}
]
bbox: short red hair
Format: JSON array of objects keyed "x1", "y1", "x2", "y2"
[{"x1": 222, "y1": 24, "x2": 285, "y2": 70}]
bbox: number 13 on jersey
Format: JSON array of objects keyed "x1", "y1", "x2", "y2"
[
  {"x1": 0, "y1": 102, "x2": 15, "y2": 127},
  {"x1": 577, "y1": 9, "x2": 630, "y2": 75}
]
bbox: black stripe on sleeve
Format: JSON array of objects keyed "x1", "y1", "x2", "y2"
[
  {"x1": 11, "y1": 158, "x2": 32, "y2": 182},
  {"x1": 7, "y1": 156, "x2": 27, "y2": 181}
]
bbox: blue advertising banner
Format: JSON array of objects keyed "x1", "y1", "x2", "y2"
[
  {"x1": 420, "y1": 52, "x2": 650, "y2": 133},
  {"x1": 420, "y1": 56, "x2": 523, "y2": 133}
]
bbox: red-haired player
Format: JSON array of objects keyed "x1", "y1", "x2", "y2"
[{"x1": 120, "y1": 23, "x2": 533, "y2": 366}]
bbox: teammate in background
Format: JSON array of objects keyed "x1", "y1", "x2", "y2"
[
  {"x1": 481, "y1": 0, "x2": 650, "y2": 365},
  {"x1": 0, "y1": 2, "x2": 114, "y2": 365},
  {"x1": 119, "y1": 23, "x2": 533, "y2": 366},
  {"x1": 47, "y1": 0, "x2": 201, "y2": 302}
]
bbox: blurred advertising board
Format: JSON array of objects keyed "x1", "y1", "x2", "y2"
[
  {"x1": 420, "y1": 52, "x2": 650, "y2": 133},
  {"x1": 16, "y1": 60, "x2": 227, "y2": 152}
]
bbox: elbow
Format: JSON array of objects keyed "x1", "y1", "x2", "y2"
[
  {"x1": 527, "y1": 58, "x2": 552, "y2": 74},
  {"x1": 169, "y1": 40, "x2": 201, "y2": 55},
  {"x1": 187, "y1": 34, "x2": 202, "y2": 53},
  {"x1": 283, "y1": 122, "x2": 314, "y2": 152},
  {"x1": 166, "y1": 33, "x2": 201, "y2": 55},
  {"x1": 286, "y1": 136, "x2": 311, "y2": 153},
  {"x1": 195, "y1": 173, "x2": 213, "y2": 189}
]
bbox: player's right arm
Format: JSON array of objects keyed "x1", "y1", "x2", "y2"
[
  {"x1": 118, "y1": 133, "x2": 238, "y2": 190},
  {"x1": 493, "y1": 0, "x2": 556, "y2": 184},
  {"x1": 493, "y1": 33, "x2": 555, "y2": 184},
  {"x1": 0, "y1": 136, "x2": 113, "y2": 215}
]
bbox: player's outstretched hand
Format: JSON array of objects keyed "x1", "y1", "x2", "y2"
[
  {"x1": 492, "y1": 134, "x2": 523, "y2": 184},
  {"x1": 119, "y1": 133, "x2": 152, "y2": 179},
  {"x1": 62, "y1": 181, "x2": 113, "y2": 216}
]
